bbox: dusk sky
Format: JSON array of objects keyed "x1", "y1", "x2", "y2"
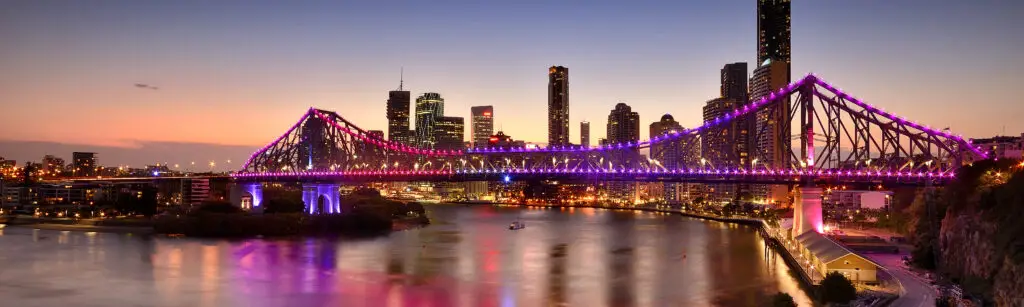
[{"x1": 1, "y1": 0, "x2": 1022, "y2": 171}]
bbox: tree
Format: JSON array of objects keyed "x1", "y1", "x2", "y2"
[
  {"x1": 908, "y1": 188, "x2": 943, "y2": 269},
  {"x1": 771, "y1": 292, "x2": 797, "y2": 307},
  {"x1": 350, "y1": 187, "x2": 383, "y2": 199},
  {"x1": 262, "y1": 197, "x2": 305, "y2": 214},
  {"x1": 114, "y1": 185, "x2": 158, "y2": 217},
  {"x1": 817, "y1": 271, "x2": 857, "y2": 304},
  {"x1": 194, "y1": 200, "x2": 241, "y2": 214}
]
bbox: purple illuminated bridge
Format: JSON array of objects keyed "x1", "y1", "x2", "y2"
[
  {"x1": 228, "y1": 73, "x2": 988, "y2": 222},
  {"x1": 232, "y1": 74, "x2": 986, "y2": 186}
]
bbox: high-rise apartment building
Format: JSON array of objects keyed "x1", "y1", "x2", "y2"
[
  {"x1": 722, "y1": 62, "x2": 752, "y2": 197},
  {"x1": 751, "y1": 59, "x2": 791, "y2": 206},
  {"x1": 72, "y1": 152, "x2": 97, "y2": 177},
  {"x1": 751, "y1": 59, "x2": 791, "y2": 169},
  {"x1": 702, "y1": 98, "x2": 738, "y2": 204},
  {"x1": 42, "y1": 155, "x2": 65, "y2": 175},
  {"x1": 414, "y1": 93, "x2": 445, "y2": 148},
  {"x1": 607, "y1": 103, "x2": 639, "y2": 145},
  {"x1": 386, "y1": 84, "x2": 412, "y2": 145},
  {"x1": 607, "y1": 103, "x2": 640, "y2": 202},
  {"x1": 470, "y1": 106, "x2": 494, "y2": 147},
  {"x1": 650, "y1": 114, "x2": 684, "y2": 202},
  {"x1": 580, "y1": 121, "x2": 590, "y2": 148},
  {"x1": 433, "y1": 116, "x2": 465, "y2": 151},
  {"x1": 548, "y1": 66, "x2": 570, "y2": 146},
  {"x1": 757, "y1": 0, "x2": 791, "y2": 83}
]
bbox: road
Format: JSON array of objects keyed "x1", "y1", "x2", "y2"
[
  {"x1": 866, "y1": 253, "x2": 936, "y2": 307},
  {"x1": 841, "y1": 228, "x2": 936, "y2": 307}
]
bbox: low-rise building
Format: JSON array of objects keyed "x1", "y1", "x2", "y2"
[
  {"x1": 971, "y1": 133, "x2": 1024, "y2": 160},
  {"x1": 794, "y1": 231, "x2": 882, "y2": 284},
  {"x1": 824, "y1": 190, "x2": 892, "y2": 210}
]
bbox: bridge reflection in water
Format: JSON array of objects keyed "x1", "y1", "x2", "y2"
[{"x1": 0, "y1": 205, "x2": 813, "y2": 307}]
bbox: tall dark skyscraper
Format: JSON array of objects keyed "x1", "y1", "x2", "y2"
[
  {"x1": 606, "y1": 103, "x2": 639, "y2": 145},
  {"x1": 580, "y1": 121, "x2": 590, "y2": 148},
  {"x1": 757, "y1": 0, "x2": 791, "y2": 82},
  {"x1": 470, "y1": 106, "x2": 494, "y2": 147},
  {"x1": 548, "y1": 66, "x2": 570, "y2": 146},
  {"x1": 721, "y1": 62, "x2": 752, "y2": 168},
  {"x1": 721, "y1": 63, "x2": 749, "y2": 103},
  {"x1": 415, "y1": 93, "x2": 445, "y2": 148},
  {"x1": 606, "y1": 103, "x2": 639, "y2": 201},
  {"x1": 386, "y1": 78, "x2": 412, "y2": 145},
  {"x1": 433, "y1": 116, "x2": 465, "y2": 151}
]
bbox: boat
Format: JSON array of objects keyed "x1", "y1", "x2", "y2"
[{"x1": 509, "y1": 221, "x2": 525, "y2": 230}]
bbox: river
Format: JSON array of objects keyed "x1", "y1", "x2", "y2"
[{"x1": 0, "y1": 205, "x2": 813, "y2": 307}]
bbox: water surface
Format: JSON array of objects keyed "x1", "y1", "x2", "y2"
[{"x1": 0, "y1": 205, "x2": 812, "y2": 307}]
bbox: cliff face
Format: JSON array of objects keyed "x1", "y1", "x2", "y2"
[{"x1": 936, "y1": 161, "x2": 1024, "y2": 306}]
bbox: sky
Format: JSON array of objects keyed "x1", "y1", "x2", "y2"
[{"x1": 1, "y1": 0, "x2": 1023, "y2": 171}]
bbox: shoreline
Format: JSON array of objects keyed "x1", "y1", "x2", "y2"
[{"x1": 8, "y1": 223, "x2": 154, "y2": 234}]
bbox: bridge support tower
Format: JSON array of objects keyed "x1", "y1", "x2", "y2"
[
  {"x1": 792, "y1": 186, "x2": 823, "y2": 238},
  {"x1": 302, "y1": 183, "x2": 342, "y2": 214},
  {"x1": 230, "y1": 182, "x2": 264, "y2": 213}
]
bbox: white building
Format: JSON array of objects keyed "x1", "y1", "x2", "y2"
[{"x1": 825, "y1": 190, "x2": 892, "y2": 210}]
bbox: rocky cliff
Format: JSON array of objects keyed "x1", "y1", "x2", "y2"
[{"x1": 935, "y1": 160, "x2": 1024, "y2": 306}]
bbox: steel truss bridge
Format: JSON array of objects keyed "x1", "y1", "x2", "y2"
[{"x1": 233, "y1": 74, "x2": 987, "y2": 187}]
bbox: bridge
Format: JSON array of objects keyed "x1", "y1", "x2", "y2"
[
  {"x1": 233, "y1": 74, "x2": 985, "y2": 184},
  {"x1": 228, "y1": 74, "x2": 988, "y2": 219}
]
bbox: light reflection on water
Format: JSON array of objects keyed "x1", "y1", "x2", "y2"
[{"x1": 0, "y1": 205, "x2": 812, "y2": 307}]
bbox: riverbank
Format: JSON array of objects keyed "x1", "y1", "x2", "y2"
[{"x1": 7, "y1": 223, "x2": 154, "y2": 234}]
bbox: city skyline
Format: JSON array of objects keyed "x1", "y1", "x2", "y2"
[{"x1": 1, "y1": 1, "x2": 1023, "y2": 170}]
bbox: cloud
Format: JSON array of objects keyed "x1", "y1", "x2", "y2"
[{"x1": 134, "y1": 83, "x2": 159, "y2": 90}]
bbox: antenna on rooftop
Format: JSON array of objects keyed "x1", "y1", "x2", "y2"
[{"x1": 398, "y1": 67, "x2": 404, "y2": 91}]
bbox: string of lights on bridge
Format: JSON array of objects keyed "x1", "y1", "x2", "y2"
[{"x1": 233, "y1": 167, "x2": 955, "y2": 180}]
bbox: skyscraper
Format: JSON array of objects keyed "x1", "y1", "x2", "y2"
[
  {"x1": 650, "y1": 114, "x2": 684, "y2": 203},
  {"x1": 722, "y1": 62, "x2": 752, "y2": 197},
  {"x1": 386, "y1": 74, "x2": 412, "y2": 145},
  {"x1": 433, "y1": 116, "x2": 465, "y2": 151},
  {"x1": 757, "y1": 0, "x2": 791, "y2": 83},
  {"x1": 415, "y1": 93, "x2": 445, "y2": 148},
  {"x1": 580, "y1": 121, "x2": 590, "y2": 148},
  {"x1": 702, "y1": 98, "x2": 738, "y2": 204},
  {"x1": 649, "y1": 114, "x2": 682, "y2": 162},
  {"x1": 72, "y1": 152, "x2": 96, "y2": 177},
  {"x1": 751, "y1": 59, "x2": 791, "y2": 206},
  {"x1": 721, "y1": 62, "x2": 749, "y2": 102},
  {"x1": 607, "y1": 103, "x2": 640, "y2": 202},
  {"x1": 470, "y1": 106, "x2": 494, "y2": 147},
  {"x1": 606, "y1": 103, "x2": 639, "y2": 144},
  {"x1": 548, "y1": 66, "x2": 570, "y2": 146},
  {"x1": 751, "y1": 59, "x2": 790, "y2": 169}
]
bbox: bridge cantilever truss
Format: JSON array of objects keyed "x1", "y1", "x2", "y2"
[{"x1": 236, "y1": 74, "x2": 988, "y2": 185}]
